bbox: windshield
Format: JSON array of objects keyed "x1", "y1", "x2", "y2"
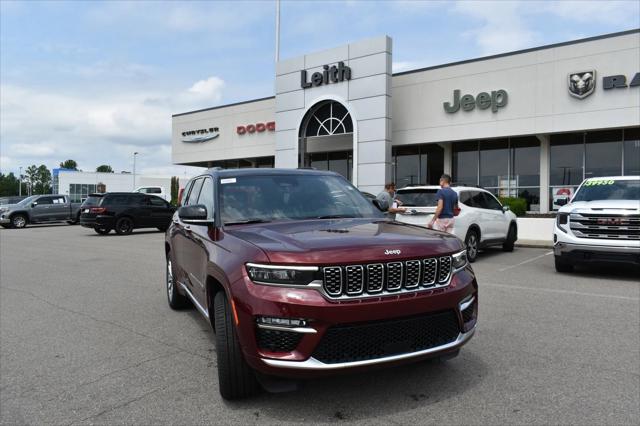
[
  {"x1": 396, "y1": 189, "x2": 439, "y2": 207},
  {"x1": 573, "y1": 179, "x2": 640, "y2": 202},
  {"x1": 220, "y1": 174, "x2": 382, "y2": 225},
  {"x1": 16, "y1": 196, "x2": 38, "y2": 206}
]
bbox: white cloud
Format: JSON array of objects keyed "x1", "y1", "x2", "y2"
[{"x1": 187, "y1": 76, "x2": 225, "y2": 102}]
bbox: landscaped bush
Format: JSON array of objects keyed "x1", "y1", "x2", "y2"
[{"x1": 498, "y1": 197, "x2": 527, "y2": 217}]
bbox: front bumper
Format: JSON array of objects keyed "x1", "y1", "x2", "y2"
[
  {"x1": 231, "y1": 267, "x2": 478, "y2": 378},
  {"x1": 0, "y1": 216, "x2": 10, "y2": 224},
  {"x1": 554, "y1": 241, "x2": 640, "y2": 265}
]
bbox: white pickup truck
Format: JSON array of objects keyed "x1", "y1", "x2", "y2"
[{"x1": 553, "y1": 176, "x2": 640, "y2": 272}]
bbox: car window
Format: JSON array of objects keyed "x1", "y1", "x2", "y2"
[
  {"x1": 467, "y1": 191, "x2": 485, "y2": 208},
  {"x1": 458, "y1": 191, "x2": 472, "y2": 206},
  {"x1": 396, "y1": 189, "x2": 439, "y2": 207},
  {"x1": 482, "y1": 192, "x2": 503, "y2": 210},
  {"x1": 185, "y1": 178, "x2": 204, "y2": 206},
  {"x1": 148, "y1": 188, "x2": 161, "y2": 194},
  {"x1": 52, "y1": 197, "x2": 66, "y2": 204},
  {"x1": 148, "y1": 196, "x2": 167, "y2": 207},
  {"x1": 36, "y1": 197, "x2": 53, "y2": 205},
  {"x1": 102, "y1": 194, "x2": 132, "y2": 206},
  {"x1": 197, "y1": 178, "x2": 214, "y2": 219}
]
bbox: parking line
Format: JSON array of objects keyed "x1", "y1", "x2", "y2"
[
  {"x1": 483, "y1": 282, "x2": 640, "y2": 302},
  {"x1": 498, "y1": 251, "x2": 554, "y2": 272}
]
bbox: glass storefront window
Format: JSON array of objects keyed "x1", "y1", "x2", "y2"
[
  {"x1": 624, "y1": 127, "x2": 640, "y2": 176},
  {"x1": 516, "y1": 188, "x2": 540, "y2": 212},
  {"x1": 328, "y1": 151, "x2": 351, "y2": 181},
  {"x1": 479, "y1": 138, "x2": 509, "y2": 192},
  {"x1": 452, "y1": 141, "x2": 478, "y2": 186},
  {"x1": 550, "y1": 133, "x2": 584, "y2": 186},
  {"x1": 511, "y1": 137, "x2": 540, "y2": 187},
  {"x1": 585, "y1": 130, "x2": 623, "y2": 178},
  {"x1": 395, "y1": 146, "x2": 420, "y2": 188}
]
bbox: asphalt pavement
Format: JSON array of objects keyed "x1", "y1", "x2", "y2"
[{"x1": 1, "y1": 224, "x2": 638, "y2": 425}]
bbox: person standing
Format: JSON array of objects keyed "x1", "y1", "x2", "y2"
[
  {"x1": 376, "y1": 182, "x2": 406, "y2": 220},
  {"x1": 428, "y1": 174, "x2": 458, "y2": 233}
]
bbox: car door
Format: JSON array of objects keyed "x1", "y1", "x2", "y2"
[
  {"x1": 146, "y1": 195, "x2": 173, "y2": 227},
  {"x1": 50, "y1": 196, "x2": 69, "y2": 220},
  {"x1": 181, "y1": 176, "x2": 215, "y2": 306},
  {"x1": 481, "y1": 192, "x2": 509, "y2": 240},
  {"x1": 172, "y1": 177, "x2": 204, "y2": 292},
  {"x1": 31, "y1": 196, "x2": 54, "y2": 221},
  {"x1": 128, "y1": 194, "x2": 153, "y2": 228},
  {"x1": 466, "y1": 191, "x2": 494, "y2": 241}
]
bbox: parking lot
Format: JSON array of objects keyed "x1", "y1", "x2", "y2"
[{"x1": 1, "y1": 224, "x2": 638, "y2": 425}]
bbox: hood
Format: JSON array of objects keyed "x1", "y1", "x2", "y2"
[
  {"x1": 560, "y1": 199, "x2": 640, "y2": 213},
  {"x1": 226, "y1": 218, "x2": 463, "y2": 265}
]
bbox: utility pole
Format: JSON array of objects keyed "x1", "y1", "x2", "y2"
[
  {"x1": 133, "y1": 152, "x2": 139, "y2": 191},
  {"x1": 18, "y1": 166, "x2": 22, "y2": 196},
  {"x1": 275, "y1": 0, "x2": 280, "y2": 63}
]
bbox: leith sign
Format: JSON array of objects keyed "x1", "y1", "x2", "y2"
[{"x1": 300, "y1": 62, "x2": 352, "y2": 89}]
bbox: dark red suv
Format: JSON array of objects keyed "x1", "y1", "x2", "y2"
[{"x1": 165, "y1": 169, "x2": 478, "y2": 399}]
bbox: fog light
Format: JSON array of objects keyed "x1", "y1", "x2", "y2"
[{"x1": 256, "y1": 316, "x2": 307, "y2": 327}]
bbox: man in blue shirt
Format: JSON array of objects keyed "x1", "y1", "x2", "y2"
[{"x1": 428, "y1": 174, "x2": 458, "y2": 233}]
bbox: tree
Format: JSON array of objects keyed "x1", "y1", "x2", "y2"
[
  {"x1": 96, "y1": 165, "x2": 114, "y2": 173},
  {"x1": 24, "y1": 164, "x2": 52, "y2": 195},
  {"x1": 170, "y1": 176, "x2": 180, "y2": 206},
  {"x1": 59, "y1": 159, "x2": 78, "y2": 170},
  {"x1": 0, "y1": 172, "x2": 27, "y2": 196}
]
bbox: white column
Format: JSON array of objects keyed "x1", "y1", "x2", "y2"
[
  {"x1": 537, "y1": 134, "x2": 550, "y2": 213},
  {"x1": 440, "y1": 143, "x2": 452, "y2": 176}
]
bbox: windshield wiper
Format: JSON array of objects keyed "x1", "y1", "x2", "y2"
[
  {"x1": 312, "y1": 214, "x2": 358, "y2": 219},
  {"x1": 224, "y1": 218, "x2": 272, "y2": 225}
]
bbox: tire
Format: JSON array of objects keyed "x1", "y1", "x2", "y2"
[
  {"x1": 67, "y1": 212, "x2": 81, "y2": 225},
  {"x1": 464, "y1": 229, "x2": 479, "y2": 263},
  {"x1": 555, "y1": 256, "x2": 574, "y2": 273},
  {"x1": 11, "y1": 214, "x2": 27, "y2": 229},
  {"x1": 502, "y1": 224, "x2": 517, "y2": 252},
  {"x1": 214, "y1": 291, "x2": 260, "y2": 400},
  {"x1": 1, "y1": 225, "x2": 11, "y2": 229},
  {"x1": 115, "y1": 217, "x2": 134, "y2": 235},
  {"x1": 166, "y1": 256, "x2": 189, "y2": 309},
  {"x1": 94, "y1": 227, "x2": 111, "y2": 235},
  {"x1": 157, "y1": 226, "x2": 168, "y2": 232}
]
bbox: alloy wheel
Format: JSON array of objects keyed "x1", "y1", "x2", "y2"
[
  {"x1": 466, "y1": 233, "x2": 478, "y2": 260},
  {"x1": 167, "y1": 259, "x2": 174, "y2": 301},
  {"x1": 12, "y1": 216, "x2": 26, "y2": 228}
]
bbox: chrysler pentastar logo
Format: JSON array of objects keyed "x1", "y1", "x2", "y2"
[
  {"x1": 568, "y1": 71, "x2": 596, "y2": 99},
  {"x1": 384, "y1": 249, "x2": 401, "y2": 255}
]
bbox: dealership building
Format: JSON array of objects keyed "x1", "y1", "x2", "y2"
[{"x1": 172, "y1": 29, "x2": 639, "y2": 213}]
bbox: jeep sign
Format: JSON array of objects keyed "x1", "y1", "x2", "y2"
[{"x1": 444, "y1": 89, "x2": 508, "y2": 113}]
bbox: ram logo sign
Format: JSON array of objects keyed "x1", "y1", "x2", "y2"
[{"x1": 568, "y1": 71, "x2": 596, "y2": 99}]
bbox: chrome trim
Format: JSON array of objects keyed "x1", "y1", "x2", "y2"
[
  {"x1": 554, "y1": 242, "x2": 640, "y2": 255},
  {"x1": 323, "y1": 267, "x2": 343, "y2": 296},
  {"x1": 250, "y1": 280, "x2": 323, "y2": 289},
  {"x1": 256, "y1": 323, "x2": 317, "y2": 334},
  {"x1": 246, "y1": 263, "x2": 319, "y2": 271},
  {"x1": 262, "y1": 327, "x2": 476, "y2": 370},
  {"x1": 179, "y1": 282, "x2": 209, "y2": 319},
  {"x1": 438, "y1": 256, "x2": 452, "y2": 283},
  {"x1": 459, "y1": 295, "x2": 475, "y2": 312}
]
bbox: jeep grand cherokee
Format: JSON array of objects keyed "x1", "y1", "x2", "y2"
[{"x1": 165, "y1": 168, "x2": 478, "y2": 399}]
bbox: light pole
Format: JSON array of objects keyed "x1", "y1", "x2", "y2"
[
  {"x1": 18, "y1": 166, "x2": 22, "y2": 196},
  {"x1": 133, "y1": 152, "x2": 139, "y2": 190}
]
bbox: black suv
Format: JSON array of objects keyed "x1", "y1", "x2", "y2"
[{"x1": 80, "y1": 192, "x2": 175, "y2": 235}]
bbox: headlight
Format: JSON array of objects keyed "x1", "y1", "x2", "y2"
[
  {"x1": 452, "y1": 250, "x2": 468, "y2": 271},
  {"x1": 246, "y1": 263, "x2": 318, "y2": 286},
  {"x1": 556, "y1": 213, "x2": 568, "y2": 233}
]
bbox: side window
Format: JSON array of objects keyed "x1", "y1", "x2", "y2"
[
  {"x1": 185, "y1": 178, "x2": 204, "y2": 206},
  {"x1": 36, "y1": 197, "x2": 53, "y2": 205},
  {"x1": 148, "y1": 196, "x2": 166, "y2": 207},
  {"x1": 104, "y1": 195, "x2": 130, "y2": 206},
  {"x1": 181, "y1": 181, "x2": 194, "y2": 207},
  {"x1": 149, "y1": 188, "x2": 161, "y2": 194},
  {"x1": 468, "y1": 191, "x2": 484, "y2": 208},
  {"x1": 458, "y1": 191, "x2": 471, "y2": 206},
  {"x1": 197, "y1": 178, "x2": 215, "y2": 219},
  {"x1": 482, "y1": 192, "x2": 503, "y2": 210}
]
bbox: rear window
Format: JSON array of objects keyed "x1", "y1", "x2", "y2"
[
  {"x1": 82, "y1": 195, "x2": 103, "y2": 207},
  {"x1": 396, "y1": 189, "x2": 438, "y2": 207},
  {"x1": 101, "y1": 194, "x2": 134, "y2": 206}
]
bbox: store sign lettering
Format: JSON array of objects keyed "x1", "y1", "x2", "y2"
[
  {"x1": 301, "y1": 62, "x2": 351, "y2": 89},
  {"x1": 444, "y1": 89, "x2": 508, "y2": 113},
  {"x1": 181, "y1": 127, "x2": 219, "y2": 143},
  {"x1": 603, "y1": 72, "x2": 640, "y2": 90},
  {"x1": 237, "y1": 121, "x2": 275, "y2": 135}
]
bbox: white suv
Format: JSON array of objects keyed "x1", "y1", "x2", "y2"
[
  {"x1": 553, "y1": 176, "x2": 640, "y2": 272},
  {"x1": 395, "y1": 186, "x2": 518, "y2": 262}
]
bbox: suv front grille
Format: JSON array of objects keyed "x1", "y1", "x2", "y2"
[
  {"x1": 570, "y1": 213, "x2": 640, "y2": 240},
  {"x1": 312, "y1": 310, "x2": 460, "y2": 364},
  {"x1": 321, "y1": 256, "x2": 453, "y2": 299}
]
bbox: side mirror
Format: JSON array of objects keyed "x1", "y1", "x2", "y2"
[
  {"x1": 31, "y1": 202, "x2": 38, "y2": 207},
  {"x1": 178, "y1": 204, "x2": 213, "y2": 225},
  {"x1": 372, "y1": 199, "x2": 387, "y2": 212},
  {"x1": 502, "y1": 205, "x2": 510, "y2": 212}
]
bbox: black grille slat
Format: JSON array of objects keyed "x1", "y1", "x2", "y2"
[
  {"x1": 257, "y1": 328, "x2": 302, "y2": 352},
  {"x1": 345, "y1": 265, "x2": 364, "y2": 295},
  {"x1": 386, "y1": 262, "x2": 403, "y2": 291},
  {"x1": 323, "y1": 267, "x2": 342, "y2": 296},
  {"x1": 405, "y1": 260, "x2": 421, "y2": 288},
  {"x1": 423, "y1": 258, "x2": 437, "y2": 286},
  {"x1": 462, "y1": 301, "x2": 476, "y2": 323},
  {"x1": 366, "y1": 264, "x2": 384, "y2": 293},
  {"x1": 312, "y1": 310, "x2": 460, "y2": 364},
  {"x1": 438, "y1": 257, "x2": 452, "y2": 283}
]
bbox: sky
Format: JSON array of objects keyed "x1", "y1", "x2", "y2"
[{"x1": 1, "y1": 0, "x2": 639, "y2": 178}]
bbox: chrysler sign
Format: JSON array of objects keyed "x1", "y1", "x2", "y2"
[{"x1": 182, "y1": 127, "x2": 219, "y2": 143}]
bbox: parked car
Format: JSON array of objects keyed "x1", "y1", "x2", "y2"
[
  {"x1": 395, "y1": 185, "x2": 518, "y2": 262},
  {"x1": 166, "y1": 168, "x2": 477, "y2": 399},
  {"x1": 553, "y1": 176, "x2": 640, "y2": 271},
  {"x1": 0, "y1": 194, "x2": 82, "y2": 229},
  {"x1": 0, "y1": 196, "x2": 27, "y2": 205},
  {"x1": 80, "y1": 192, "x2": 175, "y2": 235},
  {"x1": 135, "y1": 186, "x2": 168, "y2": 201}
]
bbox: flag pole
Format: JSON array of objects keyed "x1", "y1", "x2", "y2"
[{"x1": 275, "y1": 0, "x2": 280, "y2": 63}]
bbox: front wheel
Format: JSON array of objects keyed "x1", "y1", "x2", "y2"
[
  {"x1": 115, "y1": 217, "x2": 134, "y2": 235},
  {"x1": 11, "y1": 214, "x2": 27, "y2": 229},
  {"x1": 94, "y1": 227, "x2": 111, "y2": 235},
  {"x1": 214, "y1": 291, "x2": 260, "y2": 400},
  {"x1": 554, "y1": 256, "x2": 574, "y2": 273},
  {"x1": 502, "y1": 224, "x2": 516, "y2": 252},
  {"x1": 166, "y1": 257, "x2": 189, "y2": 309},
  {"x1": 465, "y1": 229, "x2": 479, "y2": 263}
]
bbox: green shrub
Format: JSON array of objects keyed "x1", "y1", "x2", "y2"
[{"x1": 498, "y1": 197, "x2": 527, "y2": 217}]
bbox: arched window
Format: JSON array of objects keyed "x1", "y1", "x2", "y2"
[{"x1": 301, "y1": 101, "x2": 353, "y2": 138}]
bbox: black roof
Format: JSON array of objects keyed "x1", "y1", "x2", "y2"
[{"x1": 197, "y1": 167, "x2": 340, "y2": 179}]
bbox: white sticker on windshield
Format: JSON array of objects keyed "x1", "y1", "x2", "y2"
[{"x1": 221, "y1": 178, "x2": 236, "y2": 184}]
